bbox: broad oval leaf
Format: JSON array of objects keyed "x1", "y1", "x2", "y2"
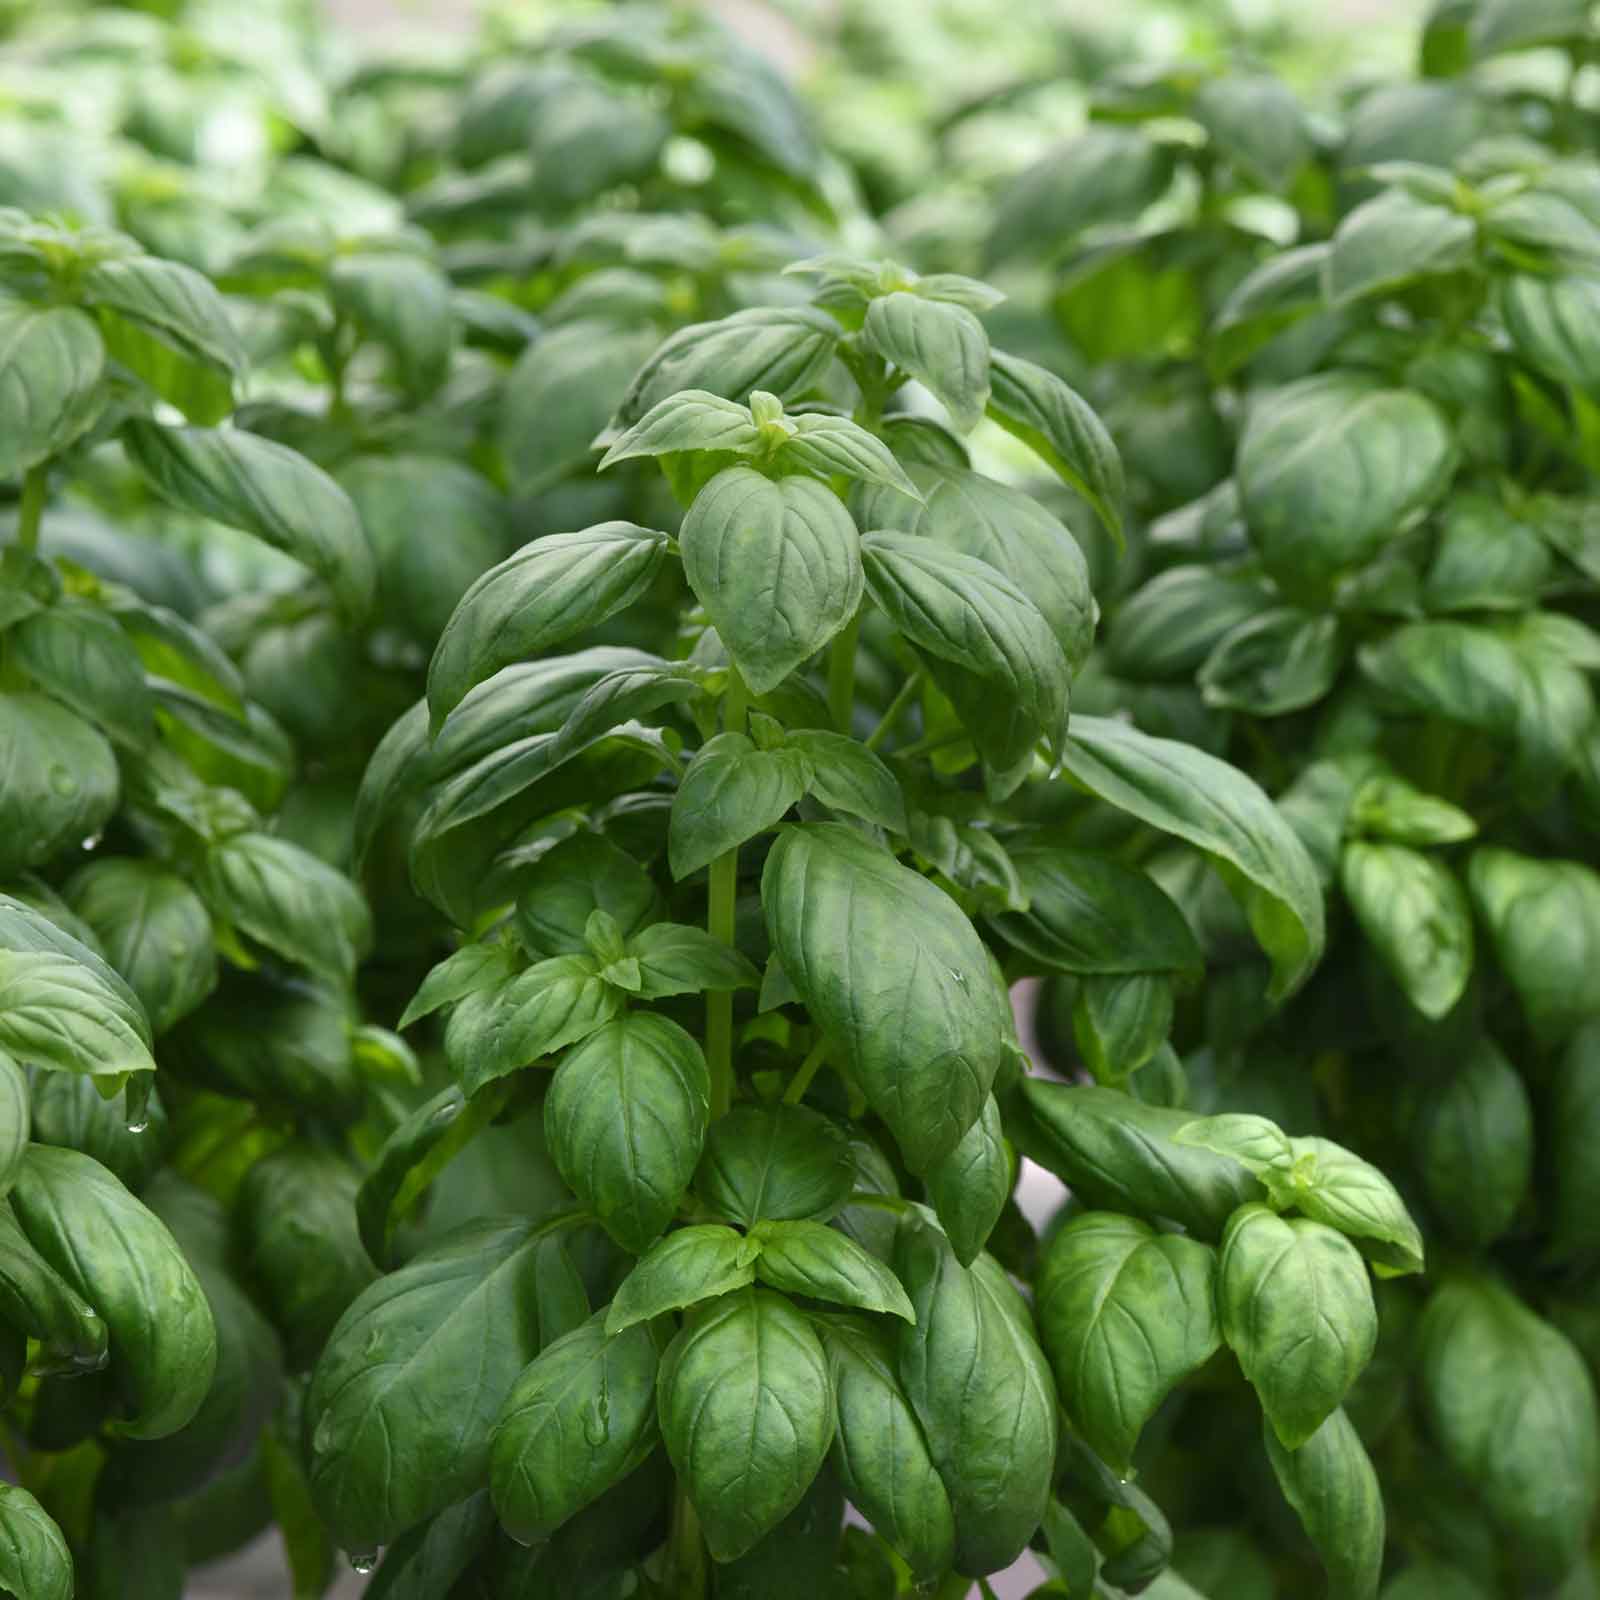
[
  {"x1": 762, "y1": 824, "x2": 1009, "y2": 1172},
  {"x1": 0, "y1": 946, "x2": 156, "y2": 1082},
  {"x1": 861, "y1": 293, "x2": 990, "y2": 432},
  {"x1": 0, "y1": 1055, "x2": 25, "y2": 1200},
  {"x1": 1056, "y1": 715, "x2": 1324, "y2": 1000},
  {"x1": 328, "y1": 252, "x2": 455, "y2": 397},
  {"x1": 1193, "y1": 71, "x2": 1310, "y2": 190},
  {"x1": 544, "y1": 1013, "x2": 710, "y2": 1253},
  {"x1": 605, "y1": 1224, "x2": 756, "y2": 1334},
  {"x1": 1323, "y1": 187, "x2": 1476, "y2": 308},
  {"x1": 10, "y1": 1145, "x2": 216, "y2": 1439},
  {"x1": 751, "y1": 1219, "x2": 914, "y2": 1321},
  {"x1": 599, "y1": 390, "x2": 761, "y2": 468},
  {"x1": 1107, "y1": 565, "x2": 1271, "y2": 683},
  {"x1": 490, "y1": 1309, "x2": 661, "y2": 1544},
  {"x1": 679, "y1": 467, "x2": 862, "y2": 696},
  {"x1": 1283, "y1": 1136, "x2": 1426, "y2": 1277},
  {"x1": 818, "y1": 1313, "x2": 955, "y2": 1582},
  {"x1": 426, "y1": 524, "x2": 670, "y2": 730},
  {"x1": 0, "y1": 1483, "x2": 73, "y2": 1600},
  {"x1": 1037, "y1": 1211, "x2": 1220, "y2": 1471},
  {"x1": 1340, "y1": 843, "x2": 1472, "y2": 1020},
  {"x1": 0, "y1": 692, "x2": 119, "y2": 880},
  {"x1": 305, "y1": 1217, "x2": 562, "y2": 1550},
  {"x1": 1219, "y1": 1203, "x2": 1377, "y2": 1449},
  {"x1": 1419, "y1": 1275, "x2": 1600, "y2": 1583},
  {"x1": 895, "y1": 1216, "x2": 1058, "y2": 1577},
  {"x1": 668, "y1": 732, "x2": 811, "y2": 881},
  {"x1": 1264, "y1": 1408, "x2": 1384, "y2": 1600},
  {"x1": 1501, "y1": 272, "x2": 1600, "y2": 392},
  {"x1": 0, "y1": 303, "x2": 106, "y2": 479},
  {"x1": 13, "y1": 596, "x2": 154, "y2": 747},
  {"x1": 695, "y1": 1102, "x2": 855, "y2": 1227},
  {"x1": 925, "y1": 1093, "x2": 1010, "y2": 1267},
  {"x1": 1199, "y1": 608, "x2": 1345, "y2": 717},
  {"x1": 122, "y1": 421, "x2": 376, "y2": 618},
  {"x1": 657, "y1": 1287, "x2": 834, "y2": 1562},
  {"x1": 1238, "y1": 375, "x2": 1455, "y2": 599},
  {"x1": 0, "y1": 1197, "x2": 107, "y2": 1375}
]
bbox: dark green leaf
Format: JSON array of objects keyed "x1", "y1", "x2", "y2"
[
  {"x1": 926, "y1": 1093, "x2": 1010, "y2": 1266},
  {"x1": 329, "y1": 252, "x2": 455, "y2": 396},
  {"x1": 514, "y1": 832, "x2": 665, "y2": 958},
  {"x1": 751, "y1": 1219, "x2": 914, "y2": 1320},
  {"x1": 0, "y1": 692, "x2": 119, "y2": 880},
  {"x1": 605, "y1": 1224, "x2": 756, "y2": 1333},
  {"x1": 628, "y1": 922, "x2": 759, "y2": 999},
  {"x1": 0, "y1": 945, "x2": 156, "y2": 1082},
  {"x1": 668, "y1": 732, "x2": 811, "y2": 880},
  {"x1": 0, "y1": 1196, "x2": 107, "y2": 1374},
  {"x1": 0, "y1": 304, "x2": 106, "y2": 478},
  {"x1": 1341, "y1": 842, "x2": 1472, "y2": 1020},
  {"x1": 0, "y1": 1483, "x2": 72, "y2": 1600},
  {"x1": 1264, "y1": 1408, "x2": 1383, "y2": 1600},
  {"x1": 695, "y1": 1101, "x2": 854, "y2": 1227},
  {"x1": 1199, "y1": 608, "x2": 1344, "y2": 716}
]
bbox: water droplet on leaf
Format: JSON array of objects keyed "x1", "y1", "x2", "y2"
[
  {"x1": 583, "y1": 1394, "x2": 610, "y2": 1446},
  {"x1": 312, "y1": 1413, "x2": 335, "y2": 1455},
  {"x1": 48, "y1": 766, "x2": 77, "y2": 797},
  {"x1": 348, "y1": 1550, "x2": 380, "y2": 1575}
]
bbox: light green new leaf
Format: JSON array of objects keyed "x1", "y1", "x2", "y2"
[
  {"x1": 657, "y1": 1288, "x2": 835, "y2": 1562},
  {"x1": 1284, "y1": 1137, "x2": 1425, "y2": 1276},
  {"x1": 1348, "y1": 773, "x2": 1475, "y2": 846},
  {"x1": 1036, "y1": 1211, "x2": 1220, "y2": 1470},
  {"x1": 1264, "y1": 1408, "x2": 1384, "y2": 1600},
  {"x1": 605, "y1": 1224, "x2": 756, "y2": 1334},
  {"x1": 426, "y1": 523, "x2": 670, "y2": 730},
  {"x1": 668, "y1": 732, "x2": 811, "y2": 880},
  {"x1": 123, "y1": 421, "x2": 375, "y2": 618},
  {"x1": 0, "y1": 304, "x2": 105, "y2": 480},
  {"x1": 545, "y1": 1014, "x2": 710, "y2": 1253},
  {"x1": 1323, "y1": 187, "x2": 1476, "y2": 308},
  {"x1": 0, "y1": 948, "x2": 156, "y2": 1081},
  {"x1": 490, "y1": 1309, "x2": 661, "y2": 1544},
  {"x1": 781, "y1": 413, "x2": 922, "y2": 500},
  {"x1": 986, "y1": 350, "x2": 1125, "y2": 547},
  {"x1": 861, "y1": 292, "x2": 990, "y2": 431},
  {"x1": 680, "y1": 466, "x2": 862, "y2": 696},
  {"x1": 1219, "y1": 1203, "x2": 1377, "y2": 1449},
  {"x1": 628, "y1": 922, "x2": 759, "y2": 999},
  {"x1": 1340, "y1": 842, "x2": 1473, "y2": 1019},
  {"x1": 599, "y1": 390, "x2": 761, "y2": 469},
  {"x1": 1419, "y1": 1275, "x2": 1600, "y2": 1583},
  {"x1": 786, "y1": 730, "x2": 906, "y2": 831},
  {"x1": 763, "y1": 824, "x2": 1009, "y2": 1172},
  {"x1": 0, "y1": 1483, "x2": 73, "y2": 1600},
  {"x1": 1056, "y1": 715, "x2": 1325, "y2": 1000},
  {"x1": 751, "y1": 1219, "x2": 914, "y2": 1321}
]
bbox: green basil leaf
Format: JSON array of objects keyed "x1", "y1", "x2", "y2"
[
  {"x1": 852, "y1": 463, "x2": 1095, "y2": 672},
  {"x1": 1037, "y1": 1211, "x2": 1220, "y2": 1471},
  {"x1": 858, "y1": 293, "x2": 989, "y2": 432},
  {"x1": 1073, "y1": 971, "x2": 1174, "y2": 1084},
  {"x1": 123, "y1": 421, "x2": 375, "y2": 618},
  {"x1": 1209, "y1": 244, "x2": 1329, "y2": 380},
  {"x1": 780, "y1": 413, "x2": 922, "y2": 500},
  {"x1": 199, "y1": 831, "x2": 371, "y2": 988},
  {"x1": 988, "y1": 127, "x2": 1174, "y2": 266},
  {"x1": 763, "y1": 824, "x2": 1009, "y2": 1172},
  {"x1": 1219, "y1": 1203, "x2": 1377, "y2": 1449},
  {"x1": 817, "y1": 1313, "x2": 955, "y2": 1582},
  {"x1": 1551, "y1": 1023, "x2": 1600, "y2": 1263},
  {"x1": 0, "y1": 692, "x2": 119, "y2": 880},
  {"x1": 305, "y1": 1217, "x2": 564, "y2": 1549},
  {"x1": 680, "y1": 467, "x2": 862, "y2": 696},
  {"x1": 1238, "y1": 375, "x2": 1456, "y2": 600},
  {"x1": 627, "y1": 922, "x2": 759, "y2": 999},
  {"x1": 1468, "y1": 846, "x2": 1600, "y2": 1044},
  {"x1": 1198, "y1": 607, "x2": 1345, "y2": 717},
  {"x1": 615, "y1": 306, "x2": 841, "y2": 425},
  {"x1": 236, "y1": 1143, "x2": 377, "y2": 1371},
  {"x1": 501, "y1": 320, "x2": 660, "y2": 495},
  {"x1": 426, "y1": 524, "x2": 670, "y2": 730},
  {"x1": 1501, "y1": 272, "x2": 1600, "y2": 392},
  {"x1": 1470, "y1": 0, "x2": 1592, "y2": 56},
  {"x1": 0, "y1": 304, "x2": 106, "y2": 478},
  {"x1": 1022, "y1": 1081, "x2": 1263, "y2": 1239},
  {"x1": 1414, "y1": 1039, "x2": 1532, "y2": 1248},
  {"x1": 895, "y1": 1216, "x2": 1057, "y2": 1577},
  {"x1": 1264, "y1": 1408, "x2": 1384, "y2": 1600},
  {"x1": 658, "y1": 1287, "x2": 834, "y2": 1562},
  {"x1": 13, "y1": 596, "x2": 153, "y2": 747},
  {"x1": 784, "y1": 730, "x2": 906, "y2": 832},
  {"x1": 82, "y1": 254, "x2": 243, "y2": 417},
  {"x1": 545, "y1": 1013, "x2": 710, "y2": 1253},
  {"x1": 1174, "y1": 1113, "x2": 1294, "y2": 1177},
  {"x1": 362, "y1": 1493, "x2": 495, "y2": 1600},
  {"x1": 0, "y1": 945, "x2": 156, "y2": 1082},
  {"x1": 65, "y1": 859, "x2": 216, "y2": 1035},
  {"x1": 599, "y1": 390, "x2": 762, "y2": 468},
  {"x1": 751, "y1": 1219, "x2": 914, "y2": 1321},
  {"x1": 712, "y1": 1459, "x2": 845, "y2": 1600},
  {"x1": 0, "y1": 1196, "x2": 107, "y2": 1373},
  {"x1": 0, "y1": 1483, "x2": 72, "y2": 1600},
  {"x1": 986, "y1": 350, "x2": 1124, "y2": 548},
  {"x1": 861, "y1": 532, "x2": 1070, "y2": 748},
  {"x1": 1193, "y1": 71, "x2": 1310, "y2": 190},
  {"x1": 695, "y1": 1101, "x2": 855, "y2": 1227},
  {"x1": 1056, "y1": 716, "x2": 1325, "y2": 1000},
  {"x1": 605, "y1": 1224, "x2": 756, "y2": 1333},
  {"x1": 398, "y1": 942, "x2": 517, "y2": 1030},
  {"x1": 1324, "y1": 188, "x2": 1476, "y2": 308},
  {"x1": 668, "y1": 732, "x2": 811, "y2": 880},
  {"x1": 514, "y1": 832, "x2": 665, "y2": 959},
  {"x1": 1340, "y1": 842, "x2": 1472, "y2": 1020},
  {"x1": 446, "y1": 956, "x2": 622, "y2": 1095},
  {"x1": 1425, "y1": 491, "x2": 1553, "y2": 613},
  {"x1": 1108, "y1": 565, "x2": 1272, "y2": 684},
  {"x1": 1283, "y1": 1136, "x2": 1426, "y2": 1276},
  {"x1": 329, "y1": 252, "x2": 455, "y2": 396},
  {"x1": 354, "y1": 1084, "x2": 510, "y2": 1270},
  {"x1": 0, "y1": 1054, "x2": 24, "y2": 1201},
  {"x1": 1419, "y1": 1275, "x2": 1600, "y2": 1583},
  {"x1": 1347, "y1": 773, "x2": 1475, "y2": 846},
  {"x1": 526, "y1": 79, "x2": 668, "y2": 205},
  {"x1": 926, "y1": 1093, "x2": 1010, "y2": 1267},
  {"x1": 490, "y1": 1308, "x2": 661, "y2": 1544},
  {"x1": 11, "y1": 1146, "x2": 216, "y2": 1438}
]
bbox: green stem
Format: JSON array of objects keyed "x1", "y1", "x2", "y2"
[
  {"x1": 15, "y1": 465, "x2": 47, "y2": 555},
  {"x1": 705, "y1": 670, "x2": 749, "y2": 1120},
  {"x1": 664, "y1": 1480, "x2": 708, "y2": 1599},
  {"x1": 866, "y1": 671, "x2": 923, "y2": 751},
  {"x1": 827, "y1": 613, "x2": 861, "y2": 734},
  {"x1": 783, "y1": 1039, "x2": 828, "y2": 1105},
  {"x1": 892, "y1": 726, "x2": 968, "y2": 761}
]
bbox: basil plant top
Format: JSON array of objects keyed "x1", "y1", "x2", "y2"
[{"x1": 291, "y1": 247, "x2": 1424, "y2": 1597}]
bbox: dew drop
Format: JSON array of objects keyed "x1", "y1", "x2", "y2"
[
  {"x1": 124, "y1": 1119, "x2": 149, "y2": 1135},
  {"x1": 80, "y1": 832, "x2": 102, "y2": 851},
  {"x1": 948, "y1": 968, "x2": 967, "y2": 986},
  {"x1": 312, "y1": 1413, "x2": 335, "y2": 1455},
  {"x1": 583, "y1": 1394, "x2": 610, "y2": 1447},
  {"x1": 48, "y1": 766, "x2": 77, "y2": 797},
  {"x1": 348, "y1": 1550, "x2": 380, "y2": 1575},
  {"x1": 364, "y1": 1326, "x2": 385, "y2": 1358}
]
